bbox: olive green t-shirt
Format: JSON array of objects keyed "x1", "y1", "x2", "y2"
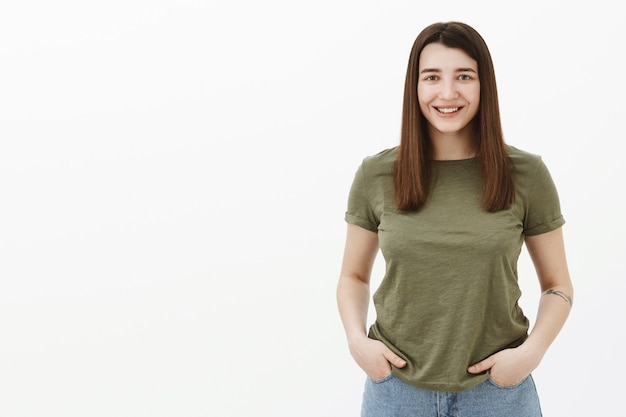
[{"x1": 345, "y1": 145, "x2": 565, "y2": 392}]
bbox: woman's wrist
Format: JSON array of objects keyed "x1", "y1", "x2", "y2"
[
  {"x1": 516, "y1": 339, "x2": 546, "y2": 369},
  {"x1": 347, "y1": 332, "x2": 369, "y2": 347}
]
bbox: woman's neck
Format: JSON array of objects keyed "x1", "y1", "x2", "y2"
[{"x1": 430, "y1": 128, "x2": 477, "y2": 161}]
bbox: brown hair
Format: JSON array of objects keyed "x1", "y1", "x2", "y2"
[{"x1": 394, "y1": 21, "x2": 514, "y2": 212}]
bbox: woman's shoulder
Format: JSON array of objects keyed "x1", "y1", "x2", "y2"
[
  {"x1": 506, "y1": 144, "x2": 556, "y2": 186},
  {"x1": 506, "y1": 144, "x2": 544, "y2": 170},
  {"x1": 354, "y1": 147, "x2": 397, "y2": 180},
  {"x1": 360, "y1": 146, "x2": 398, "y2": 170},
  {"x1": 506, "y1": 144, "x2": 541, "y2": 160}
]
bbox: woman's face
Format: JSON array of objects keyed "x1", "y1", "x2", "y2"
[{"x1": 417, "y1": 43, "x2": 480, "y2": 138}]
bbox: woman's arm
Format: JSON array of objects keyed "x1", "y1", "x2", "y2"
[
  {"x1": 521, "y1": 226, "x2": 574, "y2": 357},
  {"x1": 468, "y1": 227, "x2": 573, "y2": 385},
  {"x1": 336, "y1": 224, "x2": 406, "y2": 379}
]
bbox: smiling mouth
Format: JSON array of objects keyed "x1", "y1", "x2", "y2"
[{"x1": 436, "y1": 107, "x2": 460, "y2": 114}]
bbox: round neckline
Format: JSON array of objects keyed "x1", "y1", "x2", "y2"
[{"x1": 432, "y1": 157, "x2": 478, "y2": 165}]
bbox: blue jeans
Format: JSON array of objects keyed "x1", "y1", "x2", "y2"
[{"x1": 362, "y1": 374, "x2": 542, "y2": 417}]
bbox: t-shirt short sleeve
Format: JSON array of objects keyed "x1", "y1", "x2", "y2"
[
  {"x1": 344, "y1": 159, "x2": 379, "y2": 233},
  {"x1": 523, "y1": 158, "x2": 565, "y2": 236}
]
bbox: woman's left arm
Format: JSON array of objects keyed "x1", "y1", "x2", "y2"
[
  {"x1": 468, "y1": 227, "x2": 573, "y2": 385},
  {"x1": 521, "y1": 226, "x2": 574, "y2": 355}
]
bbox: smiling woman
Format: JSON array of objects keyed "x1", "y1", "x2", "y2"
[
  {"x1": 336, "y1": 21, "x2": 573, "y2": 417},
  {"x1": 417, "y1": 43, "x2": 480, "y2": 154}
]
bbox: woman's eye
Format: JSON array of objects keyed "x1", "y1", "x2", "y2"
[
  {"x1": 424, "y1": 75, "x2": 438, "y2": 81},
  {"x1": 459, "y1": 74, "x2": 472, "y2": 81}
]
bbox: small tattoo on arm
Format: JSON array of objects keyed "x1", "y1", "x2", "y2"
[{"x1": 544, "y1": 289, "x2": 573, "y2": 306}]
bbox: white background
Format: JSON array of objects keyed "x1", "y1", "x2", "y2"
[{"x1": 1, "y1": 1, "x2": 623, "y2": 416}]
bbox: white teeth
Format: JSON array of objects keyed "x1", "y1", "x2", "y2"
[{"x1": 437, "y1": 107, "x2": 459, "y2": 113}]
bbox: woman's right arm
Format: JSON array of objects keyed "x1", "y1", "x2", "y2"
[{"x1": 336, "y1": 223, "x2": 406, "y2": 379}]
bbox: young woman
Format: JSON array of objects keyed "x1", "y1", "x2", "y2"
[{"x1": 336, "y1": 22, "x2": 573, "y2": 416}]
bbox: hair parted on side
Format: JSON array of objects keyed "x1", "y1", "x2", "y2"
[{"x1": 394, "y1": 21, "x2": 515, "y2": 212}]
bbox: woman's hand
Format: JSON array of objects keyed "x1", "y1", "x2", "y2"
[
  {"x1": 467, "y1": 346, "x2": 541, "y2": 387},
  {"x1": 349, "y1": 336, "x2": 407, "y2": 380}
]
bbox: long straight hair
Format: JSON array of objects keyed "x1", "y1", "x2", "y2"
[{"x1": 394, "y1": 22, "x2": 514, "y2": 212}]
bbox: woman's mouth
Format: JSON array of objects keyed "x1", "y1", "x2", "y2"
[{"x1": 436, "y1": 107, "x2": 460, "y2": 114}]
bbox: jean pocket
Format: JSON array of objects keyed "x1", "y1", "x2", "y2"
[
  {"x1": 369, "y1": 373, "x2": 394, "y2": 384},
  {"x1": 487, "y1": 374, "x2": 529, "y2": 389}
]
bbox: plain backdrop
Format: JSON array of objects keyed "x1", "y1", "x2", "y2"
[{"x1": 1, "y1": 1, "x2": 623, "y2": 416}]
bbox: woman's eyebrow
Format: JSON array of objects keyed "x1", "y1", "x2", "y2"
[{"x1": 419, "y1": 67, "x2": 477, "y2": 73}]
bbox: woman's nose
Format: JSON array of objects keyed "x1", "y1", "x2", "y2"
[{"x1": 438, "y1": 80, "x2": 459, "y2": 100}]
